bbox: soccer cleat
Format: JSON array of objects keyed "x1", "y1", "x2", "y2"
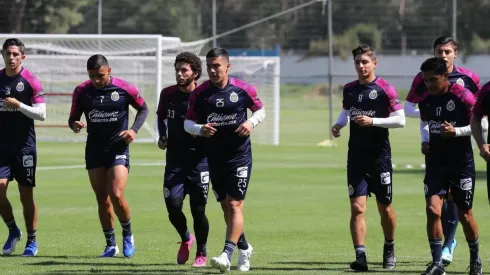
[
  {"x1": 211, "y1": 252, "x2": 231, "y2": 273},
  {"x1": 122, "y1": 235, "x2": 135, "y2": 258},
  {"x1": 21, "y1": 241, "x2": 38, "y2": 257},
  {"x1": 177, "y1": 234, "x2": 195, "y2": 264},
  {"x1": 100, "y1": 245, "x2": 119, "y2": 257},
  {"x1": 441, "y1": 239, "x2": 457, "y2": 266},
  {"x1": 382, "y1": 244, "x2": 396, "y2": 269},
  {"x1": 350, "y1": 259, "x2": 369, "y2": 272},
  {"x1": 421, "y1": 262, "x2": 446, "y2": 275},
  {"x1": 3, "y1": 228, "x2": 22, "y2": 255},
  {"x1": 237, "y1": 243, "x2": 253, "y2": 271},
  {"x1": 191, "y1": 252, "x2": 207, "y2": 267},
  {"x1": 468, "y1": 259, "x2": 483, "y2": 275}
]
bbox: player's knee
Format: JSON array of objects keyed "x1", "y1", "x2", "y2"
[
  {"x1": 457, "y1": 208, "x2": 473, "y2": 222},
  {"x1": 165, "y1": 197, "x2": 184, "y2": 215},
  {"x1": 108, "y1": 189, "x2": 124, "y2": 202},
  {"x1": 18, "y1": 186, "x2": 34, "y2": 203},
  {"x1": 426, "y1": 204, "x2": 442, "y2": 220},
  {"x1": 350, "y1": 201, "x2": 366, "y2": 216},
  {"x1": 190, "y1": 201, "x2": 206, "y2": 218}
]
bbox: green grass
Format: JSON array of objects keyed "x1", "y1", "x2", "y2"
[{"x1": 1, "y1": 84, "x2": 489, "y2": 274}]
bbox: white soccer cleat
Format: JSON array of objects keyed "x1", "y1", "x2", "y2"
[
  {"x1": 211, "y1": 252, "x2": 231, "y2": 273},
  {"x1": 237, "y1": 243, "x2": 253, "y2": 271}
]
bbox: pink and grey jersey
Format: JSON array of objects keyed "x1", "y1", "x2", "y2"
[
  {"x1": 420, "y1": 83, "x2": 475, "y2": 163},
  {"x1": 186, "y1": 78, "x2": 263, "y2": 160},
  {"x1": 406, "y1": 65, "x2": 481, "y2": 104},
  {"x1": 0, "y1": 68, "x2": 44, "y2": 148},
  {"x1": 342, "y1": 77, "x2": 402, "y2": 160},
  {"x1": 69, "y1": 77, "x2": 145, "y2": 148}
]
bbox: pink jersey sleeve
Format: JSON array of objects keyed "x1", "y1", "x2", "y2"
[
  {"x1": 461, "y1": 90, "x2": 477, "y2": 120},
  {"x1": 69, "y1": 85, "x2": 84, "y2": 118},
  {"x1": 21, "y1": 69, "x2": 45, "y2": 104},
  {"x1": 473, "y1": 82, "x2": 490, "y2": 117},
  {"x1": 406, "y1": 73, "x2": 427, "y2": 103},
  {"x1": 244, "y1": 85, "x2": 263, "y2": 112},
  {"x1": 113, "y1": 77, "x2": 145, "y2": 108},
  {"x1": 376, "y1": 78, "x2": 402, "y2": 113}
]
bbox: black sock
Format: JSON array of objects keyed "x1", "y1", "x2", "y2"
[
  {"x1": 384, "y1": 239, "x2": 395, "y2": 256},
  {"x1": 5, "y1": 219, "x2": 17, "y2": 231},
  {"x1": 223, "y1": 240, "x2": 236, "y2": 262},
  {"x1": 237, "y1": 232, "x2": 249, "y2": 250},
  {"x1": 468, "y1": 238, "x2": 480, "y2": 263},
  {"x1": 197, "y1": 244, "x2": 207, "y2": 256},
  {"x1": 120, "y1": 219, "x2": 132, "y2": 237},
  {"x1": 190, "y1": 202, "x2": 208, "y2": 250},
  {"x1": 27, "y1": 230, "x2": 36, "y2": 243},
  {"x1": 354, "y1": 245, "x2": 366, "y2": 262},
  {"x1": 429, "y1": 238, "x2": 443, "y2": 264},
  {"x1": 103, "y1": 228, "x2": 116, "y2": 247}
]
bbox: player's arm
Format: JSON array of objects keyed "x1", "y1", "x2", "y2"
[
  {"x1": 471, "y1": 85, "x2": 490, "y2": 149},
  {"x1": 332, "y1": 87, "x2": 350, "y2": 137},
  {"x1": 404, "y1": 74, "x2": 426, "y2": 118},
  {"x1": 419, "y1": 103, "x2": 431, "y2": 155},
  {"x1": 156, "y1": 89, "x2": 168, "y2": 149},
  {"x1": 371, "y1": 86, "x2": 405, "y2": 128},
  {"x1": 184, "y1": 89, "x2": 216, "y2": 137},
  {"x1": 236, "y1": 85, "x2": 266, "y2": 137},
  {"x1": 68, "y1": 86, "x2": 85, "y2": 133},
  {"x1": 444, "y1": 91, "x2": 478, "y2": 138},
  {"x1": 127, "y1": 86, "x2": 149, "y2": 134}
]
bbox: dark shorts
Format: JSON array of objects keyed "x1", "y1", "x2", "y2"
[
  {"x1": 164, "y1": 157, "x2": 209, "y2": 204},
  {"x1": 347, "y1": 159, "x2": 393, "y2": 205},
  {"x1": 85, "y1": 144, "x2": 129, "y2": 170},
  {"x1": 0, "y1": 147, "x2": 37, "y2": 187},
  {"x1": 209, "y1": 157, "x2": 252, "y2": 202},
  {"x1": 424, "y1": 160, "x2": 475, "y2": 210}
]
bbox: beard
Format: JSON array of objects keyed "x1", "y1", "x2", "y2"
[{"x1": 177, "y1": 78, "x2": 194, "y2": 87}]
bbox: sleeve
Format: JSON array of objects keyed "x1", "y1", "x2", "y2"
[
  {"x1": 372, "y1": 109, "x2": 405, "y2": 128},
  {"x1": 335, "y1": 108, "x2": 349, "y2": 128},
  {"x1": 247, "y1": 108, "x2": 266, "y2": 128},
  {"x1": 156, "y1": 89, "x2": 168, "y2": 137},
  {"x1": 184, "y1": 119, "x2": 203, "y2": 136},
  {"x1": 405, "y1": 74, "x2": 426, "y2": 104},
  {"x1": 342, "y1": 85, "x2": 350, "y2": 109},
  {"x1": 68, "y1": 86, "x2": 84, "y2": 129},
  {"x1": 473, "y1": 83, "x2": 490, "y2": 118},
  {"x1": 403, "y1": 101, "x2": 420, "y2": 118},
  {"x1": 420, "y1": 120, "x2": 429, "y2": 142},
  {"x1": 461, "y1": 90, "x2": 477, "y2": 120},
  {"x1": 244, "y1": 85, "x2": 264, "y2": 112},
  {"x1": 471, "y1": 72, "x2": 482, "y2": 93},
  {"x1": 28, "y1": 77, "x2": 45, "y2": 104},
  {"x1": 126, "y1": 84, "x2": 145, "y2": 109},
  {"x1": 129, "y1": 102, "x2": 149, "y2": 133},
  {"x1": 18, "y1": 103, "x2": 46, "y2": 121},
  {"x1": 385, "y1": 84, "x2": 403, "y2": 113}
]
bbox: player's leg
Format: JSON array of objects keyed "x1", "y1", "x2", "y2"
[
  {"x1": 106, "y1": 163, "x2": 134, "y2": 258},
  {"x1": 346, "y1": 161, "x2": 369, "y2": 271},
  {"x1": 371, "y1": 160, "x2": 396, "y2": 269},
  {"x1": 421, "y1": 161, "x2": 446, "y2": 275},
  {"x1": 0, "y1": 175, "x2": 22, "y2": 255},
  {"x1": 451, "y1": 163, "x2": 482, "y2": 274},
  {"x1": 88, "y1": 167, "x2": 117, "y2": 257},
  {"x1": 163, "y1": 166, "x2": 194, "y2": 264},
  {"x1": 187, "y1": 159, "x2": 210, "y2": 267},
  {"x1": 441, "y1": 193, "x2": 458, "y2": 265}
]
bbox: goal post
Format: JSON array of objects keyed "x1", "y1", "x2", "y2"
[{"x1": 0, "y1": 34, "x2": 280, "y2": 145}]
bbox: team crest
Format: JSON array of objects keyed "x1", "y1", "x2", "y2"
[
  {"x1": 424, "y1": 184, "x2": 428, "y2": 195},
  {"x1": 456, "y1": 78, "x2": 465, "y2": 87},
  {"x1": 368, "y1": 90, "x2": 377, "y2": 99},
  {"x1": 111, "y1": 91, "x2": 119, "y2": 101},
  {"x1": 446, "y1": 99, "x2": 455, "y2": 111},
  {"x1": 16, "y1": 82, "x2": 24, "y2": 92},
  {"x1": 348, "y1": 184, "x2": 354, "y2": 196},
  {"x1": 230, "y1": 92, "x2": 239, "y2": 103},
  {"x1": 164, "y1": 188, "x2": 170, "y2": 199}
]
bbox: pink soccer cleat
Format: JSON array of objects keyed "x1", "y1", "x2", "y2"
[
  {"x1": 192, "y1": 252, "x2": 207, "y2": 267},
  {"x1": 177, "y1": 234, "x2": 195, "y2": 264}
]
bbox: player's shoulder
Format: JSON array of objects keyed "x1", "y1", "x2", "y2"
[
  {"x1": 478, "y1": 81, "x2": 490, "y2": 97},
  {"x1": 193, "y1": 80, "x2": 212, "y2": 95},
  {"x1": 19, "y1": 67, "x2": 42, "y2": 88},
  {"x1": 374, "y1": 77, "x2": 397, "y2": 94},
  {"x1": 111, "y1": 77, "x2": 136, "y2": 91},
  {"x1": 411, "y1": 71, "x2": 424, "y2": 82},
  {"x1": 160, "y1": 84, "x2": 179, "y2": 97},
  {"x1": 74, "y1": 80, "x2": 93, "y2": 94},
  {"x1": 343, "y1": 80, "x2": 358, "y2": 91},
  {"x1": 449, "y1": 82, "x2": 472, "y2": 99},
  {"x1": 230, "y1": 77, "x2": 254, "y2": 90},
  {"x1": 454, "y1": 65, "x2": 479, "y2": 79}
]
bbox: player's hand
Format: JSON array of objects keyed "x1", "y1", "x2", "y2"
[
  {"x1": 479, "y1": 144, "x2": 490, "y2": 162},
  {"x1": 235, "y1": 121, "x2": 253, "y2": 137},
  {"x1": 331, "y1": 124, "x2": 342, "y2": 138},
  {"x1": 200, "y1": 123, "x2": 217, "y2": 137},
  {"x1": 72, "y1": 121, "x2": 85, "y2": 133},
  {"x1": 353, "y1": 116, "x2": 373, "y2": 127},
  {"x1": 157, "y1": 136, "x2": 167, "y2": 150},
  {"x1": 421, "y1": 142, "x2": 430, "y2": 155},
  {"x1": 4, "y1": 97, "x2": 21, "y2": 109},
  {"x1": 440, "y1": 121, "x2": 456, "y2": 137},
  {"x1": 120, "y1": 129, "x2": 136, "y2": 144}
]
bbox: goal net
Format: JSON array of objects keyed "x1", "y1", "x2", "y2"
[{"x1": 0, "y1": 34, "x2": 280, "y2": 145}]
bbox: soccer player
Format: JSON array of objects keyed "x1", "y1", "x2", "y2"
[
  {"x1": 156, "y1": 52, "x2": 209, "y2": 267},
  {"x1": 331, "y1": 45, "x2": 405, "y2": 271},
  {"x1": 404, "y1": 36, "x2": 483, "y2": 265},
  {"x1": 0, "y1": 38, "x2": 46, "y2": 257},
  {"x1": 68, "y1": 54, "x2": 148, "y2": 258},
  {"x1": 418, "y1": 57, "x2": 481, "y2": 275},
  {"x1": 184, "y1": 48, "x2": 265, "y2": 272}
]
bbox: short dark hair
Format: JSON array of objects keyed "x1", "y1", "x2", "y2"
[
  {"x1": 420, "y1": 57, "x2": 447, "y2": 75},
  {"x1": 2, "y1": 38, "x2": 25, "y2": 54},
  {"x1": 433, "y1": 36, "x2": 457, "y2": 50},
  {"x1": 351, "y1": 45, "x2": 376, "y2": 60},
  {"x1": 175, "y1": 52, "x2": 202, "y2": 80},
  {"x1": 87, "y1": 54, "x2": 109, "y2": 70},
  {"x1": 206, "y1": 48, "x2": 229, "y2": 61}
]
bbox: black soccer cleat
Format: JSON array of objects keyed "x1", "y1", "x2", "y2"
[
  {"x1": 468, "y1": 259, "x2": 482, "y2": 275},
  {"x1": 350, "y1": 259, "x2": 368, "y2": 272},
  {"x1": 421, "y1": 262, "x2": 446, "y2": 275},
  {"x1": 382, "y1": 245, "x2": 396, "y2": 269}
]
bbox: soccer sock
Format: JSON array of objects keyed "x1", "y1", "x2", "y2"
[
  {"x1": 223, "y1": 240, "x2": 236, "y2": 262},
  {"x1": 190, "y1": 202, "x2": 209, "y2": 254},
  {"x1": 354, "y1": 245, "x2": 366, "y2": 262},
  {"x1": 120, "y1": 219, "x2": 132, "y2": 237},
  {"x1": 429, "y1": 238, "x2": 443, "y2": 264},
  {"x1": 27, "y1": 230, "x2": 36, "y2": 243},
  {"x1": 197, "y1": 244, "x2": 207, "y2": 256},
  {"x1": 468, "y1": 238, "x2": 480, "y2": 263},
  {"x1": 103, "y1": 228, "x2": 116, "y2": 247},
  {"x1": 383, "y1": 239, "x2": 395, "y2": 256},
  {"x1": 442, "y1": 200, "x2": 458, "y2": 248},
  {"x1": 5, "y1": 219, "x2": 18, "y2": 231},
  {"x1": 237, "y1": 232, "x2": 249, "y2": 250}
]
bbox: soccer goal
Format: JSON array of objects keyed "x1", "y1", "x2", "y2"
[{"x1": 0, "y1": 34, "x2": 280, "y2": 145}]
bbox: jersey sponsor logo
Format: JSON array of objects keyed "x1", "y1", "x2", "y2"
[
  {"x1": 237, "y1": 166, "x2": 248, "y2": 178},
  {"x1": 230, "y1": 92, "x2": 239, "y2": 103},
  {"x1": 207, "y1": 112, "x2": 238, "y2": 126},
  {"x1": 23, "y1": 155, "x2": 34, "y2": 167},
  {"x1": 456, "y1": 78, "x2": 465, "y2": 87},
  {"x1": 368, "y1": 90, "x2": 378, "y2": 99},
  {"x1": 88, "y1": 109, "x2": 119, "y2": 123},
  {"x1": 111, "y1": 91, "x2": 119, "y2": 101},
  {"x1": 0, "y1": 101, "x2": 18, "y2": 112},
  {"x1": 446, "y1": 100, "x2": 455, "y2": 111},
  {"x1": 200, "y1": 171, "x2": 210, "y2": 184},
  {"x1": 380, "y1": 172, "x2": 391, "y2": 185},
  {"x1": 16, "y1": 82, "x2": 24, "y2": 92},
  {"x1": 428, "y1": 120, "x2": 456, "y2": 134},
  {"x1": 348, "y1": 107, "x2": 376, "y2": 119},
  {"x1": 459, "y1": 178, "x2": 472, "y2": 191}
]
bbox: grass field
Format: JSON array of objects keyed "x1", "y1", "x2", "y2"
[{"x1": 1, "y1": 84, "x2": 490, "y2": 274}]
